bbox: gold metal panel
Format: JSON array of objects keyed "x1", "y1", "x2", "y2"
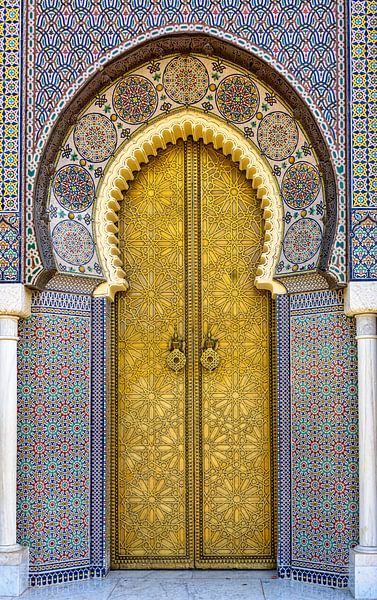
[
  {"x1": 112, "y1": 139, "x2": 275, "y2": 569},
  {"x1": 195, "y1": 142, "x2": 275, "y2": 567},
  {"x1": 112, "y1": 141, "x2": 194, "y2": 567}
]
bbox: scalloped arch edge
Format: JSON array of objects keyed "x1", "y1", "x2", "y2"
[{"x1": 93, "y1": 110, "x2": 286, "y2": 300}]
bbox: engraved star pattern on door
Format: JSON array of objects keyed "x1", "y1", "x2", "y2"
[
  {"x1": 112, "y1": 141, "x2": 195, "y2": 567},
  {"x1": 112, "y1": 139, "x2": 275, "y2": 569},
  {"x1": 196, "y1": 144, "x2": 275, "y2": 567}
]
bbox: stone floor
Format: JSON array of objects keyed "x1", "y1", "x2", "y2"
[{"x1": 3, "y1": 570, "x2": 357, "y2": 600}]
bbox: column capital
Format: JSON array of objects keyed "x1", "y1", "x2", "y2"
[
  {"x1": 0, "y1": 284, "x2": 31, "y2": 318},
  {"x1": 345, "y1": 282, "x2": 377, "y2": 316}
]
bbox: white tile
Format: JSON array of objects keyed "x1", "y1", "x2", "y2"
[
  {"x1": 262, "y1": 579, "x2": 353, "y2": 600},
  {"x1": 189, "y1": 578, "x2": 264, "y2": 600},
  {"x1": 18, "y1": 578, "x2": 117, "y2": 600},
  {"x1": 110, "y1": 581, "x2": 192, "y2": 600},
  {"x1": 0, "y1": 572, "x2": 355, "y2": 600}
]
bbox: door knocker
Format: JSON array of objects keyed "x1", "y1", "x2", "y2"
[
  {"x1": 167, "y1": 327, "x2": 186, "y2": 372},
  {"x1": 201, "y1": 331, "x2": 220, "y2": 371}
]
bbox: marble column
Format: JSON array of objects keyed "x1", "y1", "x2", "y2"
[
  {"x1": 0, "y1": 285, "x2": 31, "y2": 597},
  {"x1": 345, "y1": 282, "x2": 377, "y2": 599}
]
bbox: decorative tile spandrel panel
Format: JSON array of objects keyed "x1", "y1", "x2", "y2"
[
  {"x1": 46, "y1": 54, "x2": 327, "y2": 280},
  {"x1": 17, "y1": 293, "x2": 91, "y2": 580}
]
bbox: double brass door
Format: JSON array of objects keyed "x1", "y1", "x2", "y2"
[{"x1": 111, "y1": 139, "x2": 275, "y2": 568}]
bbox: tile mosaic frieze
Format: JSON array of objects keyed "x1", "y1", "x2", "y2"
[
  {"x1": 0, "y1": 0, "x2": 21, "y2": 281},
  {"x1": 350, "y1": 1, "x2": 377, "y2": 279}
]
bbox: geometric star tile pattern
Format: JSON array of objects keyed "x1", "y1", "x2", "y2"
[
  {"x1": 350, "y1": 0, "x2": 377, "y2": 279},
  {"x1": 278, "y1": 290, "x2": 358, "y2": 587},
  {"x1": 17, "y1": 292, "x2": 92, "y2": 581}
]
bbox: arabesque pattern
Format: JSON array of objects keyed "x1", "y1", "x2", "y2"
[
  {"x1": 46, "y1": 54, "x2": 325, "y2": 281},
  {"x1": 198, "y1": 143, "x2": 274, "y2": 565},
  {"x1": 112, "y1": 143, "x2": 193, "y2": 566}
]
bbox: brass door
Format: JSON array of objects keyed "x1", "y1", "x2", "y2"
[{"x1": 111, "y1": 139, "x2": 275, "y2": 569}]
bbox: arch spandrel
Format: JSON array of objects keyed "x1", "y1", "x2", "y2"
[
  {"x1": 92, "y1": 110, "x2": 286, "y2": 300},
  {"x1": 34, "y1": 48, "x2": 337, "y2": 293}
]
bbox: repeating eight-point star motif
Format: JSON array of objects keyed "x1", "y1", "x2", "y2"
[
  {"x1": 163, "y1": 56, "x2": 209, "y2": 105},
  {"x1": 73, "y1": 113, "x2": 117, "y2": 163},
  {"x1": 113, "y1": 75, "x2": 158, "y2": 124},
  {"x1": 283, "y1": 218, "x2": 322, "y2": 264},
  {"x1": 52, "y1": 220, "x2": 95, "y2": 266},
  {"x1": 53, "y1": 165, "x2": 95, "y2": 212},
  {"x1": 257, "y1": 111, "x2": 299, "y2": 161},
  {"x1": 282, "y1": 162, "x2": 321, "y2": 209},
  {"x1": 216, "y1": 74, "x2": 259, "y2": 123}
]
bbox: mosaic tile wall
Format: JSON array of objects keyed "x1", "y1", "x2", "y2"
[
  {"x1": 23, "y1": 0, "x2": 348, "y2": 287},
  {"x1": 2, "y1": 1, "x2": 376, "y2": 289},
  {"x1": 16, "y1": 285, "x2": 359, "y2": 587},
  {"x1": 46, "y1": 54, "x2": 327, "y2": 279},
  {"x1": 278, "y1": 290, "x2": 359, "y2": 587},
  {"x1": 350, "y1": 1, "x2": 377, "y2": 279},
  {"x1": 17, "y1": 291, "x2": 108, "y2": 585},
  {"x1": 0, "y1": 0, "x2": 21, "y2": 281}
]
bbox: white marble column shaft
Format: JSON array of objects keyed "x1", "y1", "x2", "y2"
[
  {"x1": 345, "y1": 282, "x2": 377, "y2": 599},
  {"x1": 355, "y1": 314, "x2": 377, "y2": 551},
  {"x1": 0, "y1": 284, "x2": 31, "y2": 596},
  {"x1": 0, "y1": 316, "x2": 19, "y2": 549}
]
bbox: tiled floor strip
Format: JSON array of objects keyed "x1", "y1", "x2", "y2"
[{"x1": 2, "y1": 571, "x2": 355, "y2": 600}]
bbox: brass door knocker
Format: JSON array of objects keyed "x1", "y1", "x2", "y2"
[
  {"x1": 201, "y1": 331, "x2": 220, "y2": 371},
  {"x1": 167, "y1": 327, "x2": 186, "y2": 372}
]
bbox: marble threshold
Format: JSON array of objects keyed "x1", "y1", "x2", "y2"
[{"x1": 0, "y1": 570, "x2": 358, "y2": 600}]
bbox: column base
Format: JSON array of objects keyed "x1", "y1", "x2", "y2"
[
  {"x1": 0, "y1": 545, "x2": 29, "y2": 596},
  {"x1": 349, "y1": 547, "x2": 377, "y2": 599}
]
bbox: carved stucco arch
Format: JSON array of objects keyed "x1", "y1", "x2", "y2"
[{"x1": 93, "y1": 109, "x2": 286, "y2": 301}]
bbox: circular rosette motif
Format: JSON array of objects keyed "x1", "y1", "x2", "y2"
[
  {"x1": 73, "y1": 113, "x2": 117, "y2": 163},
  {"x1": 282, "y1": 162, "x2": 321, "y2": 209},
  {"x1": 163, "y1": 56, "x2": 209, "y2": 105},
  {"x1": 283, "y1": 218, "x2": 322, "y2": 264},
  {"x1": 216, "y1": 74, "x2": 259, "y2": 123},
  {"x1": 53, "y1": 165, "x2": 95, "y2": 212},
  {"x1": 52, "y1": 220, "x2": 95, "y2": 266},
  {"x1": 113, "y1": 75, "x2": 158, "y2": 124},
  {"x1": 257, "y1": 111, "x2": 299, "y2": 161}
]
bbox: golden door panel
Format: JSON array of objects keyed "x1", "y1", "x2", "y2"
[
  {"x1": 111, "y1": 139, "x2": 275, "y2": 569},
  {"x1": 196, "y1": 142, "x2": 275, "y2": 567},
  {"x1": 112, "y1": 141, "x2": 195, "y2": 568}
]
